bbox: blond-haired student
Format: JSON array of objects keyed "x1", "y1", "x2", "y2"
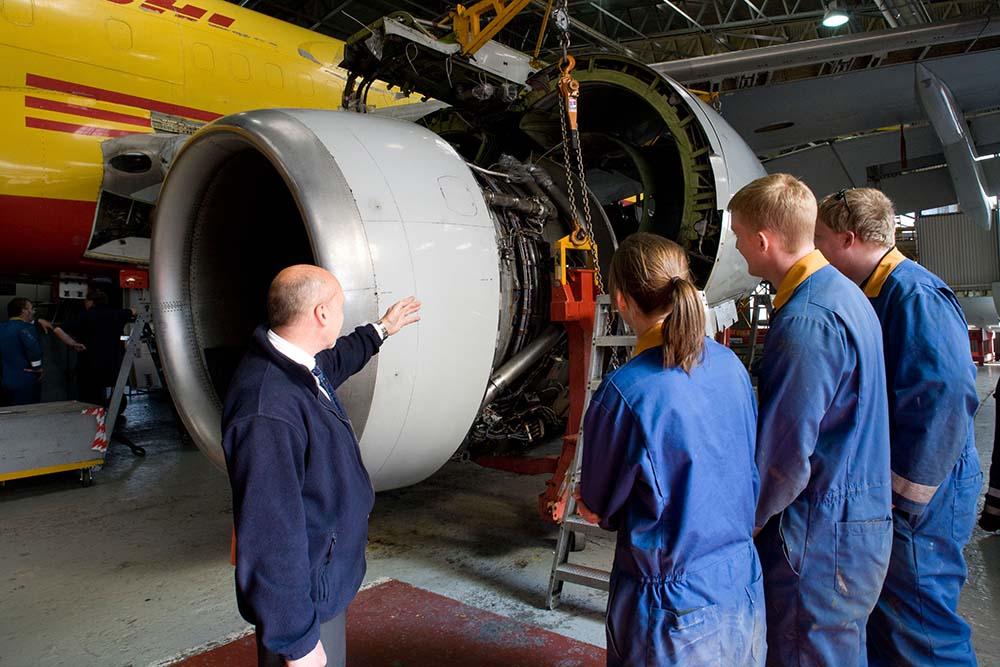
[{"x1": 730, "y1": 174, "x2": 892, "y2": 667}]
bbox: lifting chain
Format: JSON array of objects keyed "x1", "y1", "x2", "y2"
[
  {"x1": 553, "y1": 0, "x2": 620, "y2": 368},
  {"x1": 554, "y1": 0, "x2": 605, "y2": 298}
]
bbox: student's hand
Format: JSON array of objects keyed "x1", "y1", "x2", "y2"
[
  {"x1": 379, "y1": 296, "x2": 422, "y2": 335},
  {"x1": 70, "y1": 343, "x2": 87, "y2": 353},
  {"x1": 574, "y1": 491, "x2": 601, "y2": 525},
  {"x1": 286, "y1": 640, "x2": 326, "y2": 667}
]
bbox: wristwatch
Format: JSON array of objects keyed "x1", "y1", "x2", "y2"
[{"x1": 374, "y1": 320, "x2": 390, "y2": 341}]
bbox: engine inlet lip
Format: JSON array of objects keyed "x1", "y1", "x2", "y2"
[{"x1": 150, "y1": 109, "x2": 379, "y2": 470}]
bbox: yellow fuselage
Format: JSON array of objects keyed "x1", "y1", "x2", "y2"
[{"x1": 0, "y1": 0, "x2": 402, "y2": 274}]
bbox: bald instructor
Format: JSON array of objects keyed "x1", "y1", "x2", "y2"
[{"x1": 223, "y1": 265, "x2": 420, "y2": 667}]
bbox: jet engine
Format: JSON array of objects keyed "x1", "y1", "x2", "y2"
[{"x1": 150, "y1": 19, "x2": 764, "y2": 491}]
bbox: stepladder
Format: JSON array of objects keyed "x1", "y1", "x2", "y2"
[
  {"x1": 746, "y1": 286, "x2": 773, "y2": 371},
  {"x1": 546, "y1": 293, "x2": 635, "y2": 610},
  {"x1": 103, "y1": 308, "x2": 162, "y2": 458}
]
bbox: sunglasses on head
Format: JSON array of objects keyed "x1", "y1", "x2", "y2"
[{"x1": 835, "y1": 188, "x2": 853, "y2": 217}]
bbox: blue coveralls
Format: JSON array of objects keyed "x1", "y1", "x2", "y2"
[
  {"x1": 862, "y1": 248, "x2": 982, "y2": 667},
  {"x1": 755, "y1": 250, "x2": 892, "y2": 667},
  {"x1": 581, "y1": 331, "x2": 766, "y2": 667},
  {"x1": 0, "y1": 318, "x2": 43, "y2": 405}
]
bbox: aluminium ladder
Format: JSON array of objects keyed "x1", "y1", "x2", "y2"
[
  {"x1": 546, "y1": 294, "x2": 634, "y2": 610},
  {"x1": 746, "y1": 288, "x2": 773, "y2": 371},
  {"x1": 103, "y1": 309, "x2": 156, "y2": 457}
]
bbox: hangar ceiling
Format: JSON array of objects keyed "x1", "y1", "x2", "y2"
[
  {"x1": 228, "y1": 0, "x2": 1000, "y2": 212},
  {"x1": 228, "y1": 0, "x2": 1000, "y2": 63}
]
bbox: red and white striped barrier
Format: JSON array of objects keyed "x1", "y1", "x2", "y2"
[{"x1": 82, "y1": 407, "x2": 108, "y2": 453}]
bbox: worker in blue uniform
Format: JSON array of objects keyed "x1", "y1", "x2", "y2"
[
  {"x1": 579, "y1": 233, "x2": 765, "y2": 667},
  {"x1": 730, "y1": 174, "x2": 892, "y2": 667},
  {"x1": 0, "y1": 297, "x2": 45, "y2": 406},
  {"x1": 983, "y1": 378, "x2": 1000, "y2": 533},
  {"x1": 816, "y1": 187, "x2": 981, "y2": 667}
]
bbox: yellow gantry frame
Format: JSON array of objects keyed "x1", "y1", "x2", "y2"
[
  {"x1": 452, "y1": 0, "x2": 535, "y2": 56},
  {"x1": 452, "y1": 1, "x2": 718, "y2": 112}
]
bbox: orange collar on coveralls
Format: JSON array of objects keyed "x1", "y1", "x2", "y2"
[
  {"x1": 772, "y1": 249, "x2": 829, "y2": 311},
  {"x1": 861, "y1": 247, "x2": 907, "y2": 298},
  {"x1": 633, "y1": 322, "x2": 665, "y2": 358}
]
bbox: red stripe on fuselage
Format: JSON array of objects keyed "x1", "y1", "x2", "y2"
[
  {"x1": 0, "y1": 194, "x2": 106, "y2": 277},
  {"x1": 208, "y1": 13, "x2": 235, "y2": 27},
  {"x1": 25, "y1": 96, "x2": 151, "y2": 128},
  {"x1": 25, "y1": 117, "x2": 136, "y2": 138},
  {"x1": 26, "y1": 73, "x2": 222, "y2": 122}
]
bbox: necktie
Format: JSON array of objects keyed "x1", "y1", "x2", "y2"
[{"x1": 311, "y1": 366, "x2": 336, "y2": 399}]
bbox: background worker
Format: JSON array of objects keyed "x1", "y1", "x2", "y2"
[
  {"x1": 0, "y1": 298, "x2": 45, "y2": 406},
  {"x1": 224, "y1": 264, "x2": 419, "y2": 667},
  {"x1": 730, "y1": 174, "x2": 892, "y2": 666},
  {"x1": 53, "y1": 289, "x2": 135, "y2": 407},
  {"x1": 815, "y1": 188, "x2": 981, "y2": 667},
  {"x1": 578, "y1": 233, "x2": 765, "y2": 667}
]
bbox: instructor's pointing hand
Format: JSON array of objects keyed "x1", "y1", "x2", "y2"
[{"x1": 379, "y1": 296, "x2": 421, "y2": 336}]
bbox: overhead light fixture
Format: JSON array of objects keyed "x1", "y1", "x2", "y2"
[{"x1": 821, "y1": 2, "x2": 850, "y2": 27}]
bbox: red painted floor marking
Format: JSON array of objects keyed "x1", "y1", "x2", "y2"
[{"x1": 172, "y1": 579, "x2": 605, "y2": 666}]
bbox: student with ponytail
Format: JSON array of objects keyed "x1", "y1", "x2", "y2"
[{"x1": 578, "y1": 233, "x2": 765, "y2": 667}]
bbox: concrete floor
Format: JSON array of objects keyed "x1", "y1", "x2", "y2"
[{"x1": 1, "y1": 369, "x2": 999, "y2": 667}]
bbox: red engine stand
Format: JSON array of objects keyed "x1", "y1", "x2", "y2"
[
  {"x1": 538, "y1": 268, "x2": 596, "y2": 523},
  {"x1": 470, "y1": 267, "x2": 597, "y2": 524}
]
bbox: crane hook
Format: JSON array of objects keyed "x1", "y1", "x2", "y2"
[{"x1": 558, "y1": 54, "x2": 579, "y2": 133}]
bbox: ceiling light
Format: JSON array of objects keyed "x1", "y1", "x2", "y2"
[{"x1": 821, "y1": 2, "x2": 850, "y2": 27}]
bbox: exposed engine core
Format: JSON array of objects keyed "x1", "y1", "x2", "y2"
[{"x1": 150, "y1": 54, "x2": 763, "y2": 491}]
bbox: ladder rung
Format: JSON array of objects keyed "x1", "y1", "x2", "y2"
[
  {"x1": 588, "y1": 378, "x2": 603, "y2": 391},
  {"x1": 555, "y1": 563, "x2": 611, "y2": 591},
  {"x1": 594, "y1": 335, "x2": 635, "y2": 348},
  {"x1": 564, "y1": 515, "x2": 612, "y2": 536}
]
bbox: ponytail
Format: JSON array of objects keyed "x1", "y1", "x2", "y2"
[
  {"x1": 608, "y1": 232, "x2": 705, "y2": 373},
  {"x1": 659, "y1": 276, "x2": 705, "y2": 374}
]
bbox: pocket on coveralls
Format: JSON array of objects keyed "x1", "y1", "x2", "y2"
[
  {"x1": 952, "y1": 469, "x2": 983, "y2": 542},
  {"x1": 648, "y1": 603, "x2": 722, "y2": 666},
  {"x1": 605, "y1": 578, "x2": 625, "y2": 661},
  {"x1": 834, "y1": 519, "x2": 891, "y2": 602},
  {"x1": 316, "y1": 534, "x2": 337, "y2": 602},
  {"x1": 778, "y1": 510, "x2": 803, "y2": 576},
  {"x1": 746, "y1": 570, "x2": 766, "y2": 664}
]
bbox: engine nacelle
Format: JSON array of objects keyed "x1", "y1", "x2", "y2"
[{"x1": 151, "y1": 58, "x2": 764, "y2": 491}]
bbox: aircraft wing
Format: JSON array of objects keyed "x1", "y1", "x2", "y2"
[
  {"x1": 726, "y1": 50, "x2": 1000, "y2": 214},
  {"x1": 652, "y1": 19, "x2": 1000, "y2": 214}
]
